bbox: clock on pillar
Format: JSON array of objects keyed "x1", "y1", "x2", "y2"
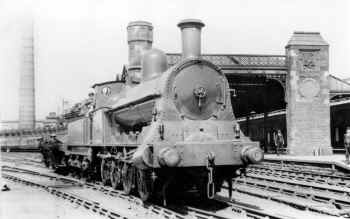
[{"x1": 285, "y1": 32, "x2": 332, "y2": 155}]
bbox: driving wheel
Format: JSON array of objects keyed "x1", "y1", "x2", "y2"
[
  {"x1": 122, "y1": 163, "x2": 134, "y2": 195},
  {"x1": 110, "y1": 160, "x2": 122, "y2": 189},
  {"x1": 136, "y1": 169, "x2": 152, "y2": 201},
  {"x1": 101, "y1": 159, "x2": 111, "y2": 186}
]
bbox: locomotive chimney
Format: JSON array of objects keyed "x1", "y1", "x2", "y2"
[
  {"x1": 177, "y1": 19, "x2": 205, "y2": 59},
  {"x1": 127, "y1": 21, "x2": 153, "y2": 84}
]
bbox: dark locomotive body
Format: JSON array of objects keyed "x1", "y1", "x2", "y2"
[{"x1": 47, "y1": 19, "x2": 263, "y2": 203}]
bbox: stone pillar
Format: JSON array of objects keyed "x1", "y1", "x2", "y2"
[{"x1": 285, "y1": 32, "x2": 332, "y2": 155}]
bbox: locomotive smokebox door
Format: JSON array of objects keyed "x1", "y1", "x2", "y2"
[{"x1": 172, "y1": 62, "x2": 225, "y2": 120}]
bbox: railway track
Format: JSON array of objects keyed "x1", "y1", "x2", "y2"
[
  {"x1": 1, "y1": 152, "x2": 44, "y2": 168},
  {"x1": 76, "y1": 176, "x2": 288, "y2": 219},
  {"x1": 249, "y1": 163, "x2": 350, "y2": 188},
  {"x1": 2, "y1": 165, "x2": 82, "y2": 187},
  {"x1": 1, "y1": 153, "x2": 288, "y2": 219},
  {"x1": 2, "y1": 165, "x2": 186, "y2": 219},
  {"x1": 231, "y1": 164, "x2": 350, "y2": 218},
  {"x1": 257, "y1": 161, "x2": 350, "y2": 177},
  {"x1": 2, "y1": 164, "x2": 285, "y2": 219},
  {"x1": 4, "y1": 153, "x2": 343, "y2": 218},
  {"x1": 2, "y1": 166, "x2": 134, "y2": 219}
]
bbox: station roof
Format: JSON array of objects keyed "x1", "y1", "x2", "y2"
[
  {"x1": 329, "y1": 75, "x2": 350, "y2": 94},
  {"x1": 166, "y1": 53, "x2": 350, "y2": 95},
  {"x1": 237, "y1": 95, "x2": 350, "y2": 121},
  {"x1": 166, "y1": 53, "x2": 287, "y2": 70}
]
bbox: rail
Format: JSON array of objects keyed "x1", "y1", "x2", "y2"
[{"x1": 2, "y1": 157, "x2": 287, "y2": 219}]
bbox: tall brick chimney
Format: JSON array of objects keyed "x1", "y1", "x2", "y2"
[{"x1": 18, "y1": 21, "x2": 35, "y2": 129}]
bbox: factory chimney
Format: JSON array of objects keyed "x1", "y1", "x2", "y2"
[
  {"x1": 127, "y1": 21, "x2": 153, "y2": 84},
  {"x1": 18, "y1": 21, "x2": 35, "y2": 129},
  {"x1": 177, "y1": 19, "x2": 205, "y2": 59}
]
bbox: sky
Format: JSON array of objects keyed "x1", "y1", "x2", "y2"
[{"x1": 0, "y1": 0, "x2": 349, "y2": 120}]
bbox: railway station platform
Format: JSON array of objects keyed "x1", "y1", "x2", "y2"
[{"x1": 264, "y1": 154, "x2": 350, "y2": 173}]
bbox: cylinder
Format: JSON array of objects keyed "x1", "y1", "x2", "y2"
[
  {"x1": 127, "y1": 21, "x2": 153, "y2": 83},
  {"x1": 177, "y1": 19, "x2": 205, "y2": 59},
  {"x1": 19, "y1": 22, "x2": 35, "y2": 129},
  {"x1": 132, "y1": 145, "x2": 154, "y2": 169}
]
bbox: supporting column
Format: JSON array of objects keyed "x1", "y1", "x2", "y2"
[
  {"x1": 285, "y1": 32, "x2": 332, "y2": 155},
  {"x1": 263, "y1": 82, "x2": 268, "y2": 152}
]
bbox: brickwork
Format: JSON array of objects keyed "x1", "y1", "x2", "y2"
[
  {"x1": 285, "y1": 32, "x2": 332, "y2": 155},
  {"x1": 19, "y1": 23, "x2": 35, "y2": 129}
]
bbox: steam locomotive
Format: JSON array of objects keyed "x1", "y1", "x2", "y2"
[{"x1": 45, "y1": 19, "x2": 263, "y2": 204}]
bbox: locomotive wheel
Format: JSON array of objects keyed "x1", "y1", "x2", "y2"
[
  {"x1": 48, "y1": 150, "x2": 56, "y2": 169},
  {"x1": 101, "y1": 159, "x2": 111, "y2": 185},
  {"x1": 110, "y1": 160, "x2": 122, "y2": 189},
  {"x1": 81, "y1": 159, "x2": 90, "y2": 180},
  {"x1": 196, "y1": 174, "x2": 211, "y2": 201},
  {"x1": 43, "y1": 153, "x2": 50, "y2": 168},
  {"x1": 41, "y1": 149, "x2": 49, "y2": 167},
  {"x1": 82, "y1": 159, "x2": 90, "y2": 171},
  {"x1": 136, "y1": 169, "x2": 152, "y2": 201},
  {"x1": 44, "y1": 160, "x2": 50, "y2": 168},
  {"x1": 122, "y1": 163, "x2": 134, "y2": 195}
]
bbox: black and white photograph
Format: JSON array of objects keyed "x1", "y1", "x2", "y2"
[{"x1": 1, "y1": 0, "x2": 350, "y2": 218}]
